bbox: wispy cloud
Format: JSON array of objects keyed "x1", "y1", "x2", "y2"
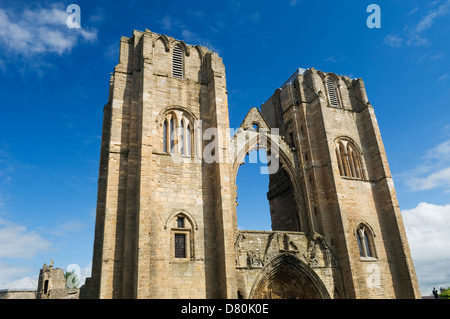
[
  {"x1": 0, "y1": 218, "x2": 51, "y2": 259},
  {"x1": 407, "y1": 7, "x2": 419, "y2": 15},
  {"x1": 157, "y1": 14, "x2": 220, "y2": 53},
  {"x1": 0, "y1": 4, "x2": 97, "y2": 57},
  {"x1": 0, "y1": 261, "x2": 37, "y2": 287},
  {"x1": 414, "y1": 0, "x2": 450, "y2": 33},
  {"x1": 384, "y1": 34, "x2": 404, "y2": 47},
  {"x1": 384, "y1": 0, "x2": 450, "y2": 48},
  {"x1": 404, "y1": 139, "x2": 450, "y2": 192},
  {"x1": 159, "y1": 15, "x2": 184, "y2": 32},
  {"x1": 51, "y1": 220, "x2": 87, "y2": 237},
  {"x1": 437, "y1": 74, "x2": 449, "y2": 82}
]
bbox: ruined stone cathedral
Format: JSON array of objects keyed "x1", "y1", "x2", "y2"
[{"x1": 87, "y1": 29, "x2": 421, "y2": 299}]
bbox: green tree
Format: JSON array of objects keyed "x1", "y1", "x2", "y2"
[
  {"x1": 65, "y1": 270, "x2": 81, "y2": 288},
  {"x1": 439, "y1": 287, "x2": 450, "y2": 299}
]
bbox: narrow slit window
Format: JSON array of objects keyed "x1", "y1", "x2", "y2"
[
  {"x1": 180, "y1": 120, "x2": 184, "y2": 155},
  {"x1": 356, "y1": 231, "x2": 364, "y2": 257},
  {"x1": 163, "y1": 120, "x2": 168, "y2": 153},
  {"x1": 177, "y1": 216, "x2": 184, "y2": 228},
  {"x1": 186, "y1": 125, "x2": 192, "y2": 156},
  {"x1": 44, "y1": 280, "x2": 49, "y2": 295},
  {"x1": 170, "y1": 118, "x2": 175, "y2": 154},
  {"x1": 172, "y1": 45, "x2": 183, "y2": 78},
  {"x1": 327, "y1": 78, "x2": 339, "y2": 107}
]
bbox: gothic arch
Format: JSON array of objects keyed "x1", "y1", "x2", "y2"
[
  {"x1": 154, "y1": 35, "x2": 170, "y2": 52},
  {"x1": 170, "y1": 40, "x2": 190, "y2": 56},
  {"x1": 164, "y1": 210, "x2": 198, "y2": 260},
  {"x1": 353, "y1": 221, "x2": 377, "y2": 259},
  {"x1": 193, "y1": 45, "x2": 204, "y2": 60},
  {"x1": 163, "y1": 210, "x2": 198, "y2": 230},
  {"x1": 248, "y1": 253, "x2": 330, "y2": 299},
  {"x1": 231, "y1": 111, "x2": 311, "y2": 232},
  {"x1": 156, "y1": 106, "x2": 198, "y2": 126},
  {"x1": 334, "y1": 136, "x2": 366, "y2": 179}
]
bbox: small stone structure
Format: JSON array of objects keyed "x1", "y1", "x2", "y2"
[{"x1": 36, "y1": 260, "x2": 79, "y2": 299}]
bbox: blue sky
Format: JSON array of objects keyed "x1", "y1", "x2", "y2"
[{"x1": 0, "y1": 0, "x2": 449, "y2": 296}]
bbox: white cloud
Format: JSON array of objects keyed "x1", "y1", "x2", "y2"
[
  {"x1": 402, "y1": 202, "x2": 450, "y2": 294},
  {"x1": 79, "y1": 262, "x2": 92, "y2": 285},
  {"x1": 405, "y1": 139, "x2": 450, "y2": 192},
  {"x1": 385, "y1": 1, "x2": 450, "y2": 48},
  {"x1": 408, "y1": 167, "x2": 450, "y2": 192},
  {"x1": 0, "y1": 4, "x2": 97, "y2": 57},
  {"x1": 384, "y1": 34, "x2": 404, "y2": 47},
  {"x1": 0, "y1": 261, "x2": 37, "y2": 287},
  {"x1": 437, "y1": 74, "x2": 449, "y2": 82},
  {"x1": 160, "y1": 15, "x2": 184, "y2": 32},
  {"x1": 0, "y1": 218, "x2": 51, "y2": 259},
  {"x1": 181, "y1": 29, "x2": 204, "y2": 45},
  {"x1": 414, "y1": 0, "x2": 450, "y2": 33},
  {"x1": 407, "y1": 7, "x2": 419, "y2": 15},
  {"x1": 50, "y1": 220, "x2": 87, "y2": 237}
]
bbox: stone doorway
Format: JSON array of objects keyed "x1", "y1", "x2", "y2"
[{"x1": 249, "y1": 253, "x2": 330, "y2": 299}]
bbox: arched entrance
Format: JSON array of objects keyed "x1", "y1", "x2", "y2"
[
  {"x1": 249, "y1": 254, "x2": 330, "y2": 299},
  {"x1": 231, "y1": 108, "x2": 312, "y2": 233}
]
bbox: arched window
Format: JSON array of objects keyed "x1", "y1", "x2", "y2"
[
  {"x1": 164, "y1": 212, "x2": 197, "y2": 260},
  {"x1": 335, "y1": 138, "x2": 365, "y2": 179},
  {"x1": 162, "y1": 112, "x2": 194, "y2": 157},
  {"x1": 172, "y1": 44, "x2": 183, "y2": 78},
  {"x1": 356, "y1": 224, "x2": 376, "y2": 259},
  {"x1": 326, "y1": 78, "x2": 340, "y2": 108}
]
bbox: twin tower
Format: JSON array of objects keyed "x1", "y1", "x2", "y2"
[{"x1": 87, "y1": 29, "x2": 421, "y2": 299}]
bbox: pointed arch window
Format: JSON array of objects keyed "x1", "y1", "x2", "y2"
[
  {"x1": 335, "y1": 138, "x2": 365, "y2": 180},
  {"x1": 162, "y1": 111, "x2": 194, "y2": 157},
  {"x1": 326, "y1": 78, "x2": 340, "y2": 108},
  {"x1": 164, "y1": 212, "x2": 197, "y2": 261},
  {"x1": 172, "y1": 44, "x2": 184, "y2": 79},
  {"x1": 356, "y1": 224, "x2": 376, "y2": 259}
]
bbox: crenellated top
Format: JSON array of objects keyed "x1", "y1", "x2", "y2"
[{"x1": 112, "y1": 29, "x2": 222, "y2": 85}]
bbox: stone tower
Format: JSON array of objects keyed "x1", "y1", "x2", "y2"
[{"x1": 89, "y1": 30, "x2": 420, "y2": 299}]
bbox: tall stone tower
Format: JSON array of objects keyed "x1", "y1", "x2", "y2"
[
  {"x1": 89, "y1": 30, "x2": 420, "y2": 299},
  {"x1": 258, "y1": 68, "x2": 421, "y2": 298},
  {"x1": 90, "y1": 29, "x2": 236, "y2": 299}
]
